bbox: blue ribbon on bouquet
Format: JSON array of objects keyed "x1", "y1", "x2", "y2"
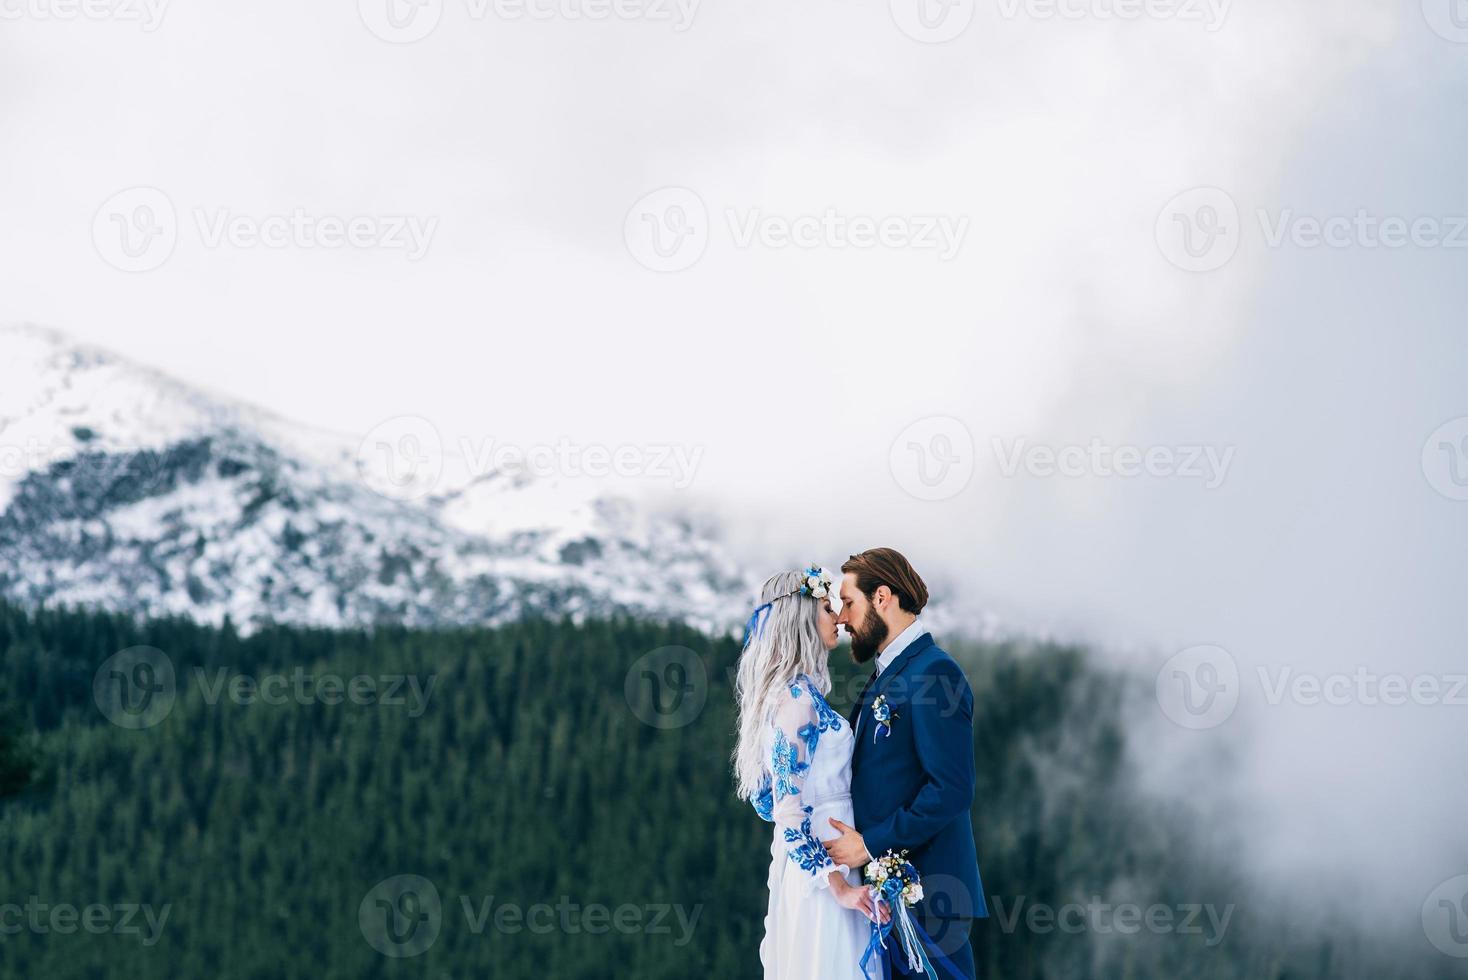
[{"x1": 859, "y1": 880, "x2": 965, "y2": 980}]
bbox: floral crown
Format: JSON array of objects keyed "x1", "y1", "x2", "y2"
[{"x1": 742, "y1": 565, "x2": 833, "y2": 645}]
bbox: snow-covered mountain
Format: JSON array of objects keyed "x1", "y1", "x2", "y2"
[{"x1": 0, "y1": 325, "x2": 751, "y2": 634}]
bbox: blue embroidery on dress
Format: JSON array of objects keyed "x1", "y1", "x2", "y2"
[
  {"x1": 795, "y1": 674, "x2": 844, "y2": 736},
  {"x1": 797, "y1": 721, "x2": 819, "y2": 755},
  {"x1": 751, "y1": 775, "x2": 774, "y2": 822},
  {"x1": 770, "y1": 726, "x2": 808, "y2": 801},
  {"x1": 782, "y1": 805, "x2": 834, "y2": 875}
]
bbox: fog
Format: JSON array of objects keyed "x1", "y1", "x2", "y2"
[{"x1": 3, "y1": 0, "x2": 1463, "y2": 939}]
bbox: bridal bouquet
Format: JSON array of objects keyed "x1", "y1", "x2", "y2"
[
  {"x1": 860, "y1": 850, "x2": 950, "y2": 978},
  {"x1": 864, "y1": 849, "x2": 922, "y2": 907}
]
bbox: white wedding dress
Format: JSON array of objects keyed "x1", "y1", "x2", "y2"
[{"x1": 751, "y1": 674, "x2": 877, "y2": 980}]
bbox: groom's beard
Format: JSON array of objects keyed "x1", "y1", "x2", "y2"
[{"x1": 847, "y1": 608, "x2": 889, "y2": 664}]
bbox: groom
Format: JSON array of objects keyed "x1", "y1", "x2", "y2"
[{"x1": 823, "y1": 548, "x2": 987, "y2": 979}]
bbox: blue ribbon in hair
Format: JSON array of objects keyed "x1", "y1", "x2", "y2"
[{"x1": 742, "y1": 602, "x2": 773, "y2": 646}]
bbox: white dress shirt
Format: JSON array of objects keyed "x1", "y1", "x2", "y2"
[{"x1": 875, "y1": 618, "x2": 927, "y2": 675}]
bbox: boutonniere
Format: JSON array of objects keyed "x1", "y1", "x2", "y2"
[{"x1": 870, "y1": 694, "x2": 897, "y2": 741}]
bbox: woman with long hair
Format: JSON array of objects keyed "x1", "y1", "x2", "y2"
[{"x1": 733, "y1": 567, "x2": 881, "y2": 979}]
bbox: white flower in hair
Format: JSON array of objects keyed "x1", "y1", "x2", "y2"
[{"x1": 800, "y1": 565, "x2": 832, "y2": 600}]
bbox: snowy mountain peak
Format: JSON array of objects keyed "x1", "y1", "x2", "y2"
[{"x1": 0, "y1": 325, "x2": 750, "y2": 634}]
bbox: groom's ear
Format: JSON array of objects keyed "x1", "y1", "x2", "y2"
[{"x1": 872, "y1": 584, "x2": 893, "y2": 610}]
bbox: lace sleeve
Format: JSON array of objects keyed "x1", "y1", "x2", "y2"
[{"x1": 767, "y1": 684, "x2": 845, "y2": 893}]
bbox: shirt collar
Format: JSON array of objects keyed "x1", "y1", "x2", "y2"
[{"x1": 875, "y1": 618, "x2": 926, "y2": 675}]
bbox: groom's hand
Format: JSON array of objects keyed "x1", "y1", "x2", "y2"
[{"x1": 824, "y1": 819, "x2": 871, "y2": 868}]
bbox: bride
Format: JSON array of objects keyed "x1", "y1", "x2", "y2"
[{"x1": 733, "y1": 567, "x2": 884, "y2": 979}]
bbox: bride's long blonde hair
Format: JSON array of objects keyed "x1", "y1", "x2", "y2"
[{"x1": 731, "y1": 569, "x2": 833, "y2": 801}]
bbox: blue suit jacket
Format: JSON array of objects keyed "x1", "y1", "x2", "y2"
[{"x1": 849, "y1": 632, "x2": 987, "y2": 920}]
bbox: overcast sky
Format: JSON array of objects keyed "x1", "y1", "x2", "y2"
[{"x1": 3, "y1": 0, "x2": 1465, "y2": 937}]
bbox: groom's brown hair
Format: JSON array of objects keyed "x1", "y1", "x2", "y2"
[{"x1": 841, "y1": 548, "x2": 929, "y2": 615}]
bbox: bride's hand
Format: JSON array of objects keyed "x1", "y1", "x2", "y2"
[{"x1": 832, "y1": 878, "x2": 890, "y2": 924}]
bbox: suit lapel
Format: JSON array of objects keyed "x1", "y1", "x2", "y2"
[{"x1": 853, "y1": 633, "x2": 934, "y2": 743}]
